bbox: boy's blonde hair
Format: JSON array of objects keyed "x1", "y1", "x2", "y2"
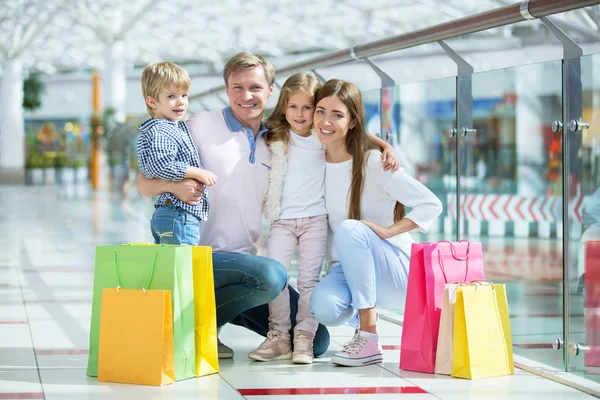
[
  {"x1": 223, "y1": 52, "x2": 275, "y2": 87},
  {"x1": 141, "y1": 61, "x2": 191, "y2": 116}
]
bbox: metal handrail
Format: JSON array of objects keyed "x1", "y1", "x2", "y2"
[{"x1": 190, "y1": 0, "x2": 600, "y2": 101}]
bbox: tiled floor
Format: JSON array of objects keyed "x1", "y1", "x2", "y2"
[{"x1": 0, "y1": 184, "x2": 597, "y2": 399}]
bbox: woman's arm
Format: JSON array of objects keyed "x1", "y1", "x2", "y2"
[
  {"x1": 362, "y1": 152, "x2": 443, "y2": 238},
  {"x1": 361, "y1": 218, "x2": 419, "y2": 240},
  {"x1": 136, "y1": 172, "x2": 204, "y2": 206}
]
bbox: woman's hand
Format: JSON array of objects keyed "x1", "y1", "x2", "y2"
[
  {"x1": 361, "y1": 219, "x2": 394, "y2": 239},
  {"x1": 382, "y1": 147, "x2": 400, "y2": 173}
]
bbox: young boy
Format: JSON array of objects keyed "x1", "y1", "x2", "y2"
[{"x1": 137, "y1": 61, "x2": 217, "y2": 245}]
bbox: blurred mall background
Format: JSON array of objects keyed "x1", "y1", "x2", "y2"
[{"x1": 1, "y1": 0, "x2": 600, "y2": 397}]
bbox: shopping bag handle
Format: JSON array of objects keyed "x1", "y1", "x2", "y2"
[
  {"x1": 438, "y1": 249, "x2": 469, "y2": 284},
  {"x1": 113, "y1": 251, "x2": 157, "y2": 294},
  {"x1": 437, "y1": 239, "x2": 471, "y2": 260}
]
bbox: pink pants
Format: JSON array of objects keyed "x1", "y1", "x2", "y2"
[{"x1": 267, "y1": 214, "x2": 328, "y2": 335}]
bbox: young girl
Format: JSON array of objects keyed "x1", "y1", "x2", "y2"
[
  {"x1": 309, "y1": 79, "x2": 443, "y2": 367},
  {"x1": 248, "y1": 72, "x2": 399, "y2": 364}
]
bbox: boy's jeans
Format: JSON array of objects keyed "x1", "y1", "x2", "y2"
[{"x1": 151, "y1": 205, "x2": 201, "y2": 245}]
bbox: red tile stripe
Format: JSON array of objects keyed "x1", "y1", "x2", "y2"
[
  {"x1": 0, "y1": 321, "x2": 28, "y2": 325},
  {"x1": 0, "y1": 394, "x2": 44, "y2": 399},
  {"x1": 382, "y1": 345, "x2": 401, "y2": 350},
  {"x1": 238, "y1": 387, "x2": 426, "y2": 396},
  {"x1": 35, "y1": 349, "x2": 89, "y2": 355}
]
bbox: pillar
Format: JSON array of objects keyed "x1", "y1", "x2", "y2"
[{"x1": 0, "y1": 58, "x2": 24, "y2": 172}]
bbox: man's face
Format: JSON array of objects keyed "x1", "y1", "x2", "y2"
[{"x1": 225, "y1": 65, "x2": 273, "y2": 126}]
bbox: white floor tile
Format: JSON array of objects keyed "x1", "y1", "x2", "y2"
[
  {"x1": 29, "y1": 320, "x2": 89, "y2": 349},
  {"x1": 41, "y1": 370, "x2": 243, "y2": 400},
  {"x1": 0, "y1": 325, "x2": 34, "y2": 347},
  {"x1": 0, "y1": 368, "x2": 43, "y2": 393},
  {"x1": 25, "y1": 303, "x2": 91, "y2": 321},
  {"x1": 0, "y1": 348, "x2": 37, "y2": 369},
  {"x1": 0, "y1": 304, "x2": 28, "y2": 321},
  {"x1": 36, "y1": 353, "x2": 89, "y2": 369}
]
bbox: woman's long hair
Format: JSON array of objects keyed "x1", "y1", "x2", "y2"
[
  {"x1": 265, "y1": 72, "x2": 321, "y2": 151},
  {"x1": 314, "y1": 79, "x2": 405, "y2": 223}
]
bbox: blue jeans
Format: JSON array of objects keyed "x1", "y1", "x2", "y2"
[
  {"x1": 214, "y1": 253, "x2": 330, "y2": 357},
  {"x1": 151, "y1": 205, "x2": 201, "y2": 245},
  {"x1": 310, "y1": 219, "x2": 410, "y2": 327}
]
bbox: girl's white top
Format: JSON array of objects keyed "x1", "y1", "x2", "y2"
[
  {"x1": 325, "y1": 149, "x2": 443, "y2": 265},
  {"x1": 266, "y1": 130, "x2": 327, "y2": 221}
]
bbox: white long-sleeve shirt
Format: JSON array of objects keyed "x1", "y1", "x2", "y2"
[
  {"x1": 279, "y1": 130, "x2": 327, "y2": 219},
  {"x1": 325, "y1": 150, "x2": 443, "y2": 265}
]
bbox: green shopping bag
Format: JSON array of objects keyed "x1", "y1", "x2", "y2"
[{"x1": 87, "y1": 245, "x2": 196, "y2": 381}]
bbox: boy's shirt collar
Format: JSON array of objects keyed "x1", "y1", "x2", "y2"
[{"x1": 139, "y1": 118, "x2": 186, "y2": 132}]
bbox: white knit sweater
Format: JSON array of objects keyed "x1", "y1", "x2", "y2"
[{"x1": 263, "y1": 141, "x2": 288, "y2": 223}]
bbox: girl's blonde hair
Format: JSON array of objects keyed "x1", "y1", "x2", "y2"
[
  {"x1": 141, "y1": 61, "x2": 190, "y2": 116},
  {"x1": 315, "y1": 79, "x2": 405, "y2": 223},
  {"x1": 265, "y1": 72, "x2": 321, "y2": 150}
]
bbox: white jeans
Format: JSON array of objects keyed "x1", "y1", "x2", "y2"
[
  {"x1": 267, "y1": 214, "x2": 328, "y2": 335},
  {"x1": 310, "y1": 219, "x2": 410, "y2": 327}
]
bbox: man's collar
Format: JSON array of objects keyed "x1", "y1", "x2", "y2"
[{"x1": 222, "y1": 106, "x2": 268, "y2": 136}]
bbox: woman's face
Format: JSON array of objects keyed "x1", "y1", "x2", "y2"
[{"x1": 313, "y1": 95, "x2": 353, "y2": 147}]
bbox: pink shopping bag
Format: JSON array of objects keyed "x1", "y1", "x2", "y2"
[
  {"x1": 400, "y1": 240, "x2": 484, "y2": 373},
  {"x1": 585, "y1": 242, "x2": 600, "y2": 367}
]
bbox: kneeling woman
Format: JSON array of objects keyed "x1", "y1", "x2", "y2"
[{"x1": 310, "y1": 80, "x2": 443, "y2": 367}]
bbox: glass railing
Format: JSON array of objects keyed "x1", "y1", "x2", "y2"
[{"x1": 245, "y1": 4, "x2": 600, "y2": 387}]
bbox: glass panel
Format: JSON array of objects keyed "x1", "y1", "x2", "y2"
[
  {"x1": 465, "y1": 61, "x2": 564, "y2": 369},
  {"x1": 363, "y1": 89, "x2": 382, "y2": 137},
  {"x1": 568, "y1": 52, "x2": 600, "y2": 382},
  {"x1": 379, "y1": 78, "x2": 456, "y2": 317}
]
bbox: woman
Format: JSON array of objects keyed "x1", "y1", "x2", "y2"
[{"x1": 309, "y1": 79, "x2": 443, "y2": 367}]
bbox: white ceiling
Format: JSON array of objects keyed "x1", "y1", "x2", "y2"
[{"x1": 1, "y1": 0, "x2": 599, "y2": 75}]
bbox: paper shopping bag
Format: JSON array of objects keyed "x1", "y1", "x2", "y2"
[
  {"x1": 125, "y1": 244, "x2": 219, "y2": 377},
  {"x1": 191, "y1": 246, "x2": 219, "y2": 377},
  {"x1": 451, "y1": 283, "x2": 514, "y2": 380},
  {"x1": 400, "y1": 240, "x2": 484, "y2": 373},
  {"x1": 434, "y1": 284, "x2": 459, "y2": 375},
  {"x1": 584, "y1": 241, "x2": 600, "y2": 367},
  {"x1": 87, "y1": 245, "x2": 196, "y2": 381},
  {"x1": 98, "y1": 288, "x2": 175, "y2": 386}
]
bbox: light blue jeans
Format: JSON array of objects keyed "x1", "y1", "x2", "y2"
[
  {"x1": 310, "y1": 219, "x2": 410, "y2": 327},
  {"x1": 150, "y1": 205, "x2": 201, "y2": 245}
]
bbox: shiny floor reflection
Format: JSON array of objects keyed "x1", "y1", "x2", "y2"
[{"x1": 0, "y1": 184, "x2": 595, "y2": 399}]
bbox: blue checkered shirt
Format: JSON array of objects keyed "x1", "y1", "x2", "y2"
[{"x1": 137, "y1": 118, "x2": 209, "y2": 221}]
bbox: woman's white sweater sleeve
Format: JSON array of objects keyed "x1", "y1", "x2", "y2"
[{"x1": 367, "y1": 152, "x2": 443, "y2": 232}]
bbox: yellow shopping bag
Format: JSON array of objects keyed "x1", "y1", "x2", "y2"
[
  {"x1": 98, "y1": 288, "x2": 175, "y2": 386},
  {"x1": 451, "y1": 283, "x2": 514, "y2": 380},
  {"x1": 191, "y1": 246, "x2": 219, "y2": 377},
  {"x1": 128, "y1": 243, "x2": 219, "y2": 377}
]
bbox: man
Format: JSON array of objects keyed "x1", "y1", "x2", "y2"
[{"x1": 136, "y1": 52, "x2": 330, "y2": 359}]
